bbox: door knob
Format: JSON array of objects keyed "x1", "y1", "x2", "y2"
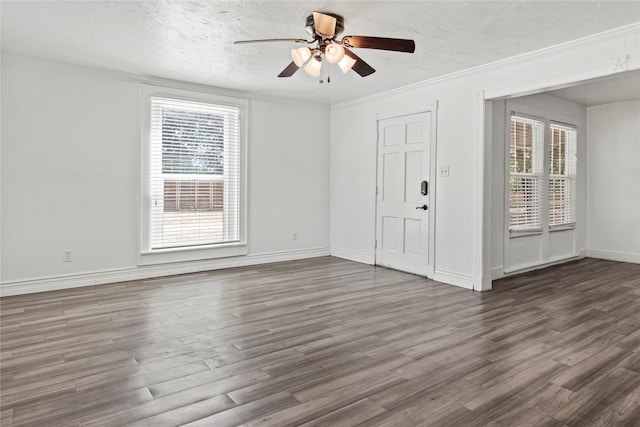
[{"x1": 416, "y1": 204, "x2": 428, "y2": 210}]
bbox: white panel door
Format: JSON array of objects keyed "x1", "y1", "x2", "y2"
[{"x1": 376, "y1": 112, "x2": 431, "y2": 276}]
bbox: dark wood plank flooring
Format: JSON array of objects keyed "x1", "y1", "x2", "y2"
[{"x1": 1, "y1": 257, "x2": 639, "y2": 426}]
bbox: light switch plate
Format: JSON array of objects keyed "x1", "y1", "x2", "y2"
[{"x1": 439, "y1": 165, "x2": 450, "y2": 177}]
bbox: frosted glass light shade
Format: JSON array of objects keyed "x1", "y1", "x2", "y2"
[
  {"x1": 304, "y1": 55, "x2": 322, "y2": 77},
  {"x1": 291, "y1": 47, "x2": 312, "y2": 67},
  {"x1": 324, "y1": 42, "x2": 345, "y2": 64},
  {"x1": 338, "y1": 55, "x2": 356, "y2": 74}
]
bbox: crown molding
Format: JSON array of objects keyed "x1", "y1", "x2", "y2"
[
  {"x1": 332, "y1": 22, "x2": 640, "y2": 110},
  {"x1": 0, "y1": 52, "x2": 330, "y2": 109}
]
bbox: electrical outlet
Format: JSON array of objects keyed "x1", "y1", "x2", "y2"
[
  {"x1": 63, "y1": 249, "x2": 73, "y2": 262},
  {"x1": 292, "y1": 231, "x2": 298, "y2": 241},
  {"x1": 439, "y1": 165, "x2": 450, "y2": 177}
]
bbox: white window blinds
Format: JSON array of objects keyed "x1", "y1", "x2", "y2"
[
  {"x1": 549, "y1": 124, "x2": 577, "y2": 227},
  {"x1": 149, "y1": 97, "x2": 240, "y2": 250},
  {"x1": 509, "y1": 115, "x2": 545, "y2": 232}
]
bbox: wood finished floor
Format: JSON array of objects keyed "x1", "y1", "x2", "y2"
[{"x1": 1, "y1": 257, "x2": 640, "y2": 426}]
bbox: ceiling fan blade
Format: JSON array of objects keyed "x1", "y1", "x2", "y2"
[
  {"x1": 344, "y1": 48, "x2": 376, "y2": 77},
  {"x1": 342, "y1": 36, "x2": 415, "y2": 53},
  {"x1": 234, "y1": 38, "x2": 309, "y2": 45},
  {"x1": 312, "y1": 11, "x2": 337, "y2": 38},
  {"x1": 277, "y1": 61, "x2": 300, "y2": 78}
]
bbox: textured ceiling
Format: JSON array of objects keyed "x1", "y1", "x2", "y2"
[
  {"x1": 546, "y1": 69, "x2": 640, "y2": 107},
  {"x1": 2, "y1": 1, "x2": 640, "y2": 104}
]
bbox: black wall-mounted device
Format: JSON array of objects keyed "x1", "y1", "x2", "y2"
[{"x1": 421, "y1": 181, "x2": 428, "y2": 196}]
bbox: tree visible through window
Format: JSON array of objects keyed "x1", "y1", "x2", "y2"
[{"x1": 161, "y1": 109, "x2": 225, "y2": 175}]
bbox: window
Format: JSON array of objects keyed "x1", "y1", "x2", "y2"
[
  {"x1": 141, "y1": 87, "x2": 246, "y2": 258},
  {"x1": 509, "y1": 115, "x2": 545, "y2": 232},
  {"x1": 549, "y1": 124, "x2": 577, "y2": 228},
  {"x1": 508, "y1": 113, "x2": 577, "y2": 235}
]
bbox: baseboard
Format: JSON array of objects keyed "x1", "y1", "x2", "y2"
[
  {"x1": 0, "y1": 247, "x2": 330, "y2": 297},
  {"x1": 491, "y1": 266, "x2": 504, "y2": 280},
  {"x1": 502, "y1": 254, "x2": 584, "y2": 277},
  {"x1": 433, "y1": 269, "x2": 475, "y2": 290},
  {"x1": 489, "y1": 250, "x2": 633, "y2": 281},
  {"x1": 586, "y1": 249, "x2": 640, "y2": 264},
  {"x1": 329, "y1": 247, "x2": 374, "y2": 265}
]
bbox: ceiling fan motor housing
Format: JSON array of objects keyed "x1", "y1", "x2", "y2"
[{"x1": 305, "y1": 13, "x2": 344, "y2": 37}]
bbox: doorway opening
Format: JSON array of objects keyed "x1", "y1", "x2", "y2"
[{"x1": 486, "y1": 70, "x2": 640, "y2": 281}]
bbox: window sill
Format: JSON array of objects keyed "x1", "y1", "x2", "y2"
[
  {"x1": 509, "y1": 230, "x2": 543, "y2": 238},
  {"x1": 139, "y1": 242, "x2": 247, "y2": 266},
  {"x1": 549, "y1": 224, "x2": 576, "y2": 232}
]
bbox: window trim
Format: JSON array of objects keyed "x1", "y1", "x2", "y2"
[
  {"x1": 548, "y1": 121, "x2": 577, "y2": 229},
  {"x1": 139, "y1": 85, "x2": 248, "y2": 266},
  {"x1": 507, "y1": 112, "x2": 546, "y2": 235}
]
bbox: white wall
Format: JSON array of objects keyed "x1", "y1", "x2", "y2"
[
  {"x1": 330, "y1": 25, "x2": 639, "y2": 290},
  {"x1": 331, "y1": 78, "x2": 479, "y2": 289},
  {"x1": 248, "y1": 99, "x2": 330, "y2": 255},
  {"x1": 1, "y1": 54, "x2": 330, "y2": 294},
  {"x1": 587, "y1": 100, "x2": 640, "y2": 263}
]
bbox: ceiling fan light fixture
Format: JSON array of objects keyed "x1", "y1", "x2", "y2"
[
  {"x1": 291, "y1": 47, "x2": 312, "y2": 67},
  {"x1": 337, "y1": 54, "x2": 356, "y2": 74},
  {"x1": 303, "y1": 55, "x2": 322, "y2": 77},
  {"x1": 324, "y1": 42, "x2": 345, "y2": 64},
  {"x1": 237, "y1": 11, "x2": 414, "y2": 80}
]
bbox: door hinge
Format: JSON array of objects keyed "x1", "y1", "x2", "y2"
[
  {"x1": 375, "y1": 239, "x2": 378, "y2": 248},
  {"x1": 376, "y1": 186, "x2": 379, "y2": 196}
]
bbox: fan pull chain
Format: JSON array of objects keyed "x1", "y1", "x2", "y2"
[{"x1": 319, "y1": 60, "x2": 331, "y2": 84}]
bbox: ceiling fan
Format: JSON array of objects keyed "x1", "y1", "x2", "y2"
[{"x1": 234, "y1": 11, "x2": 415, "y2": 80}]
